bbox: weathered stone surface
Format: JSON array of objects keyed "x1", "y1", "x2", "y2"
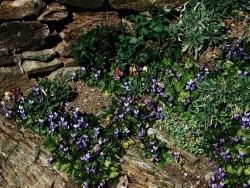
[
  {"x1": 60, "y1": 11, "x2": 122, "y2": 45},
  {"x1": 122, "y1": 150, "x2": 182, "y2": 188},
  {"x1": 37, "y1": 2, "x2": 68, "y2": 22},
  {"x1": 60, "y1": 57, "x2": 77, "y2": 67},
  {"x1": 22, "y1": 58, "x2": 63, "y2": 75},
  {"x1": 0, "y1": 48, "x2": 13, "y2": 66},
  {"x1": 56, "y1": 0, "x2": 105, "y2": 9},
  {"x1": 0, "y1": 21, "x2": 50, "y2": 53},
  {"x1": 0, "y1": 66, "x2": 36, "y2": 94},
  {"x1": 110, "y1": 0, "x2": 189, "y2": 11},
  {"x1": 0, "y1": 0, "x2": 45, "y2": 20},
  {"x1": 48, "y1": 66, "x2": 81, "y2": 81},
  {"x1": 55, "y1": 40, "x2": 73, "y2": 57},
  {"x1": 0, "y1": 115, "x2": 77, "y2": 188},
  {"x1": 147, "y1": 128, "x2": 199, "y2": 164},
  {"x1": 21, "y1": 49, "x2": 57, "y2": 61}
]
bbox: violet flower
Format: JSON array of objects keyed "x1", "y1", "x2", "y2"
[
  {"x1": 238, "y1": 150, "x2": 245, "y2": 160},
  {"x1": 82, "y1": 182, "x2": 89, "y2": 188},
  {"x1": 238, "y1": 70, "x2": 248, "y2": 78},
  {"x1": 185, "y1": 79, "x2": 196, "y2": 91},
  {"x1": 81, "y1": 153, "x2": 91, "y2": 163}
]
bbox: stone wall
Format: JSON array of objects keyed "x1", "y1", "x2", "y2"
[{"x1": 0, "y1": 0, "x2": 188, "y2": 94}]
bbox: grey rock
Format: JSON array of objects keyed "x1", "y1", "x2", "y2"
[
  {"x1": 122, "y1": 150, "x2": 182, "y2": 188},
  {"x1": 37, "y1": 2, "x2": 68, "y2": 22},
  {"x1": 0, "y1": 66, "x2": 36, "y2": 94},
  {"x1": 0, "y1": 21, "x2": 50, "y2": 53},
  {"x1": 0, "y1": 0, "x2": 45, "y2": 20},
  {"x1": 60, "y1": 11, "x2": 121, "y2": 45},
  {"x1": 56, "y1": 0, "x2": 105, "y2": 9},
  {"x1": 21, "y1": 49, "x2": 57, "y2": 61},
  {"x1": 47, "y1": 66, "x2": 81, "y2": 81},
  {"x1": 59, "y1": 57, "x2": 77, "y2": 67},
  {"x1": 0, "y1": 48, "x2": 13, "y2": 66},
  {"x1": 55, "y1": 40, "x2": 73, "y2": 57},
  {"x1": 22, "y1": 58, "x2": 63, "y2": 75}
]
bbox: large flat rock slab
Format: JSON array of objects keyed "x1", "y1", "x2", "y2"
[{"x1": 0, "y1": 114, "x2": 77, "y2": 188}]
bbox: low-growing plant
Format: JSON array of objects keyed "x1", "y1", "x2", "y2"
[
  {"x1": 3, "y1": 78, "x2": 74, "y2": 134},
  {"x1": 167, "y1": 1, "x2": 226, "y2": 60},
  {"x1": 73, "y1": 24, "x2": 116, "y2": 71}
]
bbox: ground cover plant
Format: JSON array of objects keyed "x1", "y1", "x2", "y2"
[{"x1": 2, "y1": 1, "x2": 250, "y2": 187}]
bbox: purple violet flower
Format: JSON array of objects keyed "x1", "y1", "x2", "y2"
[
  {"x1": 113, "y1": 130, "x2": 119, "y2": 138},
  {"x1": 82, "y1": 182, "x2": 89, "y2": 188},
  {"x1": 71, "y1": 72, "x2": 77, "y2": 81},
  {"x1": 86, "y1": 165, "x2": 96, "y2": 174},
  {"x1": 196, "y1": 73, "x2": 204, "y2": 82},
  {"x1": 238, "y1": 150, "x2": 245, "y2": 160},
  {"x1": 237, "y1": 37, "x2": 243, "y2": 44},
  {"x1": 176, "y1": 72, "x2": 182, "y2": 80},
  {"x1": 123, "y1": 128, "x2": 130, "y2": 136},
  {"x1": 81, "y1": 153, "x2": 91, "y2": 163},
  {"x1": 94, "y1": 127, "x2": 100, "y2": 139},
  {"x1": 238, "y1": 70, "x2": 248, "y2": 78},
  {"x1": 81, "y1": 67, "x2": 86, "y2": 74},
  {"x1": 123, "y1": 82, "x2": 130, "y2": 92},
  {"x1": 185, "y1": 79, "x2": 197, "y2": 91}
]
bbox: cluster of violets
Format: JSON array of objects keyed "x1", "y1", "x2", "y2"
[
  {"x1": 90, "y1": 68, "x2": 101, "y2": 80},
  {"x1": 208, "y1": 113, "x2": 250, "y2": 188},
  {"x1": 222, "y1": 36, "x2": 250, "y2": 60},
  {"x1": 150, "y1": 78, "x2": 169, "y2": 99},
  {"x1": 106, "y1": 96, "x2": 164, "y2": 161},
  {"x1": 208, "y1": 166, "x2": 226, "y2": 188},
  {"x1": 148, "y1": 141, "x2": 159, "y2": 162},
  {"x1": 2, "y1": 104, "x2": 13, "y2": 119},
  {"x1": 1, "y1": 82, "x2": 119, "y2": 187},
  {"x1": 41, "y1": 104, "x2": 116, "y2": 188},
  {"x1": 232, "y1": 111, "x2": 250, "y2": 129},
  {"x1": 2, "y1": 83, "x2": 45, "y2": 119}
]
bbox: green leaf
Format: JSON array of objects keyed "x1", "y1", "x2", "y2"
[
  {"x1": 122, "y1": 142, "x2": 129, "y2": 149},
  {"x1": 165, "y1": 157, "x2": 173, "y2": 165},
  {"x1": 237, "y1": 129, "x2": 250, "y2": 140},
  {"x1": 149, "y1": 20, "x2": 156, "y2": 28},
  {"x1": 104, "y1": 160, "x2": 111, "y2": 167},
  {"x1": 109, "y1": 171, "x2": 119, "y2": 178},
  {"x1": 129, "y1": 37, "x2": 138, "y2": 44},
  {"x1": 184, "y1": 58, "x2": 194, "y2": 68},
  {"x1": 60, "y1": 163, "x2": 72, "y2": 173},
  {"x1": 133, "y1": 23, "x2": 140, "y2": 31},
  {"x1": 162, "y1": 8, "x2": 171, "y2": 13},
  {"x1": 45, "y1": 143, "x2": 57, "y2": 153},
  {"x1": 244, "y1": 167, "x2": 250, "y2": 176},
  {"x1": 154, "y1": 23, "x2": 164, "y2": 33},
  {"x1": 139, "y1": 28, "x2": 149, "y2": 36},
  {"x1": 55, "y1": 161, "x2": 62, "y2": 170},
  {"x1": 44, "y1": 135, "x2": 59, "y2": 152}
]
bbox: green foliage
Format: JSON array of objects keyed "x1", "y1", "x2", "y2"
[
  {"x1": 168, "y1": 1, "x2": 226, "y2": 59},
  {"x1": 73, "y1": 24, "x2": 116, "y2": 70},
  {"x1": 11, "y1": 78, "x2": 74, "y2": 134}
]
